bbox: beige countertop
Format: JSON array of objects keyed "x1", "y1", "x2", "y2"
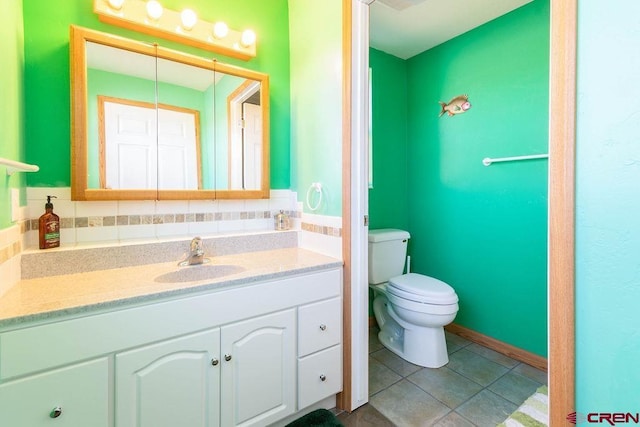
[{"x1": 0, "y1": 248, "x2": 342, "y2": 328}]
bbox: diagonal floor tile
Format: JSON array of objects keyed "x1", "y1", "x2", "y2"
[
  {"x1": 512, "y1": 363, "x2": 548, "y2": 385},
  {"x1": 488, "y1": 371, "x2": 542, "y2": 405},
  {"x1": 434, "y1": 411, "x2": 477, "y2": 427},
  {"x1": 408, "y1": 366, "x2": 483, "y2": 409},
  {"x1": 446, "y1": 349, "x2": 509, "y2": 386},
  {"x1": 464, "y1": 343, "x2": 519, "y2": 368},
  {"x1": 336, "y1": 403, "x2": 396, "y2": 427},
  {"x1": 445, "y1": 331, "x2": 472, "y2": 354},
  {"x1": 371, "y1": 347, "x2": 422, "y2": 377},
  {"x1": 456, "y1": 389, "x2": 518, "y2": 426},
  {"x1": 369, "y1": 327, "x2": 384, "y2": 353},
  {"x1": 370, "y1": 379, "x2": 450, "y2": 427},
  {"x1": 369, "y1": 356, "x2": 402, "y2": 396}
]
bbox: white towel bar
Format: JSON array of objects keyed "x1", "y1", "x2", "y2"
[
  {"x1": 482, "y1": 154, "x2": 548, "y2": 166},
  {"x1": 0, "y1": 157, "x2": 40, "y2": 175}
]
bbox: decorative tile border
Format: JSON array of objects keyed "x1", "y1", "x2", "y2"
[
  {"x1": 22, "y1": 210, "x2": 300, "y2": 231},
  {"x1": 0, "y1": 240, "x2": 21, "y2": 265},
  {"x1": 301, "y1": 222, "x2": 342, "y2": 237},
  {"x1": 11, "y1": 209, "x2": 342, "y2": 243}
]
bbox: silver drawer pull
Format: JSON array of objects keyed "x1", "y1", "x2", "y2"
[
  {"x1": 319, "y1": 374, "x2": 326, "y2": 382},
  {"x1": 224, "y1": 354, "x2": 232, "y2": 362},
  {"x1": 50, "y1": 406, "x2": 62, "y2": 418},
  {"x1": 211, "y1": 358, "x2": 219, "y2": 366},
  {"x1": 319, "y1": 324, "x2": 327, "y2": 331}
]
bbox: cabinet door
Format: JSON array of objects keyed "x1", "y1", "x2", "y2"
[
  {"x1": 0, "y1": 358, "x2": 108, "y2": 427},
  {"x1": 116, "y1": 329, "x2": 220, "y2": 427},
  {"x1": 220, "y1": 309, "x2": 296, "y2": 427}
]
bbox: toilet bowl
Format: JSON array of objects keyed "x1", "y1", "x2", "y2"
[{"x1": 369, "y1": 230, "x2": 459, "y2": 368}]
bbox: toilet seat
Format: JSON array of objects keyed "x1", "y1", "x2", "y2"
[{"x1": 388, "y1": 273, "x2": 458, "y2": 305}]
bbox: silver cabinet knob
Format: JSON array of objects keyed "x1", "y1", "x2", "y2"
[
  {"x1": 319, "y1": 324, "x2": 327, "y2": 331},
  {"x1": 224, "y1": 354, "x2": 232, "y2": 362},
  {"x1": 211, "y1": 358, "x2": 219, "y2": 366},
  {"x1": 319, "y1": 374, "x2": 326, "y2": 382},
  {"x1": 50, "y1": 406, "x2": 62, "y2": 418}
]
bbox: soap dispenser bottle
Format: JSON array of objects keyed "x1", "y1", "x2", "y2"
[{"x1": 39, "y1": 196, "x2": 60, "y2": 249}]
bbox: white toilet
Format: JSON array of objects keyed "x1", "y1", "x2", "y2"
[{"x1": 369, "y1": 229, "x2": 459, "y2": 368}]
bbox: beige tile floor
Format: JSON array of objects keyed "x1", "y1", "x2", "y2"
[{"x1": 337, "y1": 327, "x2": 547, "y2": 427}]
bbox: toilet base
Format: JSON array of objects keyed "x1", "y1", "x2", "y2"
[
  {"x1": 378, "y1": 324, "x2": 449, "y2": 368},
  {"x1": 373, "y1": 293, "x2": 450, "y2": 368}
]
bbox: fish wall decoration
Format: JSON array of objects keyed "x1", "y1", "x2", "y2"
[{"x1": 439, "y1": 94, "x2": 471, "y2": 117}]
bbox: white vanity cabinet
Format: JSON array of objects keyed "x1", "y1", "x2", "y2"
[
  {"x1": 115, "y1": 310, "x2": 297, "y2": 427},
  {"x1": 115, "y1": 329, "x2": 222, "y2": 427},
  {"x1": 0, "y1": 358, "x2": 109, "y2": 426},
  {"x1": 0, "y1": 267, "x2": 341, "y2": 427}
]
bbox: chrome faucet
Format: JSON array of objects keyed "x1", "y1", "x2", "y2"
[{"x1": 180, "y1": 237, "x2": 206, "y2": 266}]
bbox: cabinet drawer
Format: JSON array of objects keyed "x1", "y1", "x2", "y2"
[
  {"x1": 0, "y1": 358, "x2": 109, "y2": 427},
  {"x1": 298, "y1": 345, "x2": 342, "y2": 410},
  {"x1": 298, "y1": 297, "x2": 341, "y2": 357}
]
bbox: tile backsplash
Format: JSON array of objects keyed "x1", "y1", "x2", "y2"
[
  {"x1": 0, "y1": 187, "x2": 344, "y2": 291},
  {"x1": 24, "y1": 187, "x2": 299, "y2": 247},
  {"x1": 0, "y1": 225, "x2": 21, "y2": 297}
]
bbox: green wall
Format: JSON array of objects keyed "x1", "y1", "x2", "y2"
[
  {"x1": 369, "y1": 0, "x2": 549, "y2": 356},
  {"x1": 0, "y1": 0, "x2": 25, "y2": 229},
  {"x1": 576, "y1": 1, "x2": 640, "y2": 411},
  {"x1": 368, "y1": 49, "x2": 409, "y2": 230},
  {"x1": 22, "y1": 0, "x2": 290, "y2": 189},
  {"x1": 288, "y1": 0, "x2": 342, "y2": 216}
]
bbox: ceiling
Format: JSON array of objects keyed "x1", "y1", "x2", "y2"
[{"x1": 369, "y1": 0, "x2": 533, "y2": 59}]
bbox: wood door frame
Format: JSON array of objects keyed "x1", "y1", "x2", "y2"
[
  {"x1": 548, "y1": 1, "x2": 576, "y2": 423},
  {"x1": 340, "y1": 0, "x2": 577, "y2": 420}
]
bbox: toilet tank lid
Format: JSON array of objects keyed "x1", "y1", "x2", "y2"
[
  {"x1": 388, "y1": 273, "x2": 458, "y2": 304},
  {"x1": 368, "y1": 229, "x2": 410, "y2": 243}
]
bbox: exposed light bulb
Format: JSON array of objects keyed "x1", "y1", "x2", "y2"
[
  {"x1": 213, "y1": 21, "x2": 229, "y2": 39},
  {"x1": 180, "y1": 8, "x2": 197, "y2": 30},
  {"x1": 107, "y1": 0, "x2": 125, "y2": 10},
  {"x1": 240, "y1": 29, "x2": 256, "y2": 47},
  {"x1": 146, "y1": 0, "x2": 163, "y2": 20}
]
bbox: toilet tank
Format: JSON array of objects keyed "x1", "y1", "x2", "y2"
[{"x1": 368, "y1": 229, "x2": 410, "y2": 284}]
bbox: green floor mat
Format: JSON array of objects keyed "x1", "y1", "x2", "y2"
[{"x1": 285, "y1": 409, "x2": 344, "y2": 427}]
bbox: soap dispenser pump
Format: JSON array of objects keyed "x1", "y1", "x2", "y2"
[{"x1": 39, "y1": 196, "x2": 60, "y2": 249}]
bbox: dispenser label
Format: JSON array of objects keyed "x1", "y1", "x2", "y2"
[{"x1": 44, "y1": 221, "x2": 60, "y2": 248}]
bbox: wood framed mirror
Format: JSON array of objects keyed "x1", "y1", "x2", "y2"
[{"x1": 70, "y1": 25, "x2": 270, "y2": 201}]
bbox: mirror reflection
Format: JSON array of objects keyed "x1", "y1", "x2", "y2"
[{"x1": 71, "y1": 26, "x2": 269, "y2": 201}]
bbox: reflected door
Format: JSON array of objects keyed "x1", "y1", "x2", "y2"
[
  {"x1": 102, "y1": 99, "x2": 157, "y2": 189},
  {"x1": 101, "y1": 97, "x2": 200, "y2": 190},
  {"x1": 242, "y1": 103, "x2": 262, "y2": 190},
  {"x1": 157, "y1": 107, "x2": 201, "y2": 190}
]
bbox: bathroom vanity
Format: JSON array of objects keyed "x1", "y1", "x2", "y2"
[{"x1": 0, "y1": 238, "x2": 343, "y2": 427}]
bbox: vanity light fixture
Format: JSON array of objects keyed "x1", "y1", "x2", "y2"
[
  {"x1": 213, "y1": 21, "x2": 229, "y2": 39},
  {"x1": 179, "y1": 8, "x2": 197, "y2": 31},
  {"x1": 93, "y1": 0, "x2": 257, "y2": 60},
  {"x1": 241, "y1": 29, "x2": 257, "y2": 48},
  {"x1": 107, "y1": 0, "x2": 125, "y2": 10},
  {"x1": 146, "y1": 0, "x2": 163, "y2": 21}
]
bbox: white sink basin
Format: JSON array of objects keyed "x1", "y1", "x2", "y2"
[{"x1": 154, "y1": 264, "x2": 245, "y2": 283}]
